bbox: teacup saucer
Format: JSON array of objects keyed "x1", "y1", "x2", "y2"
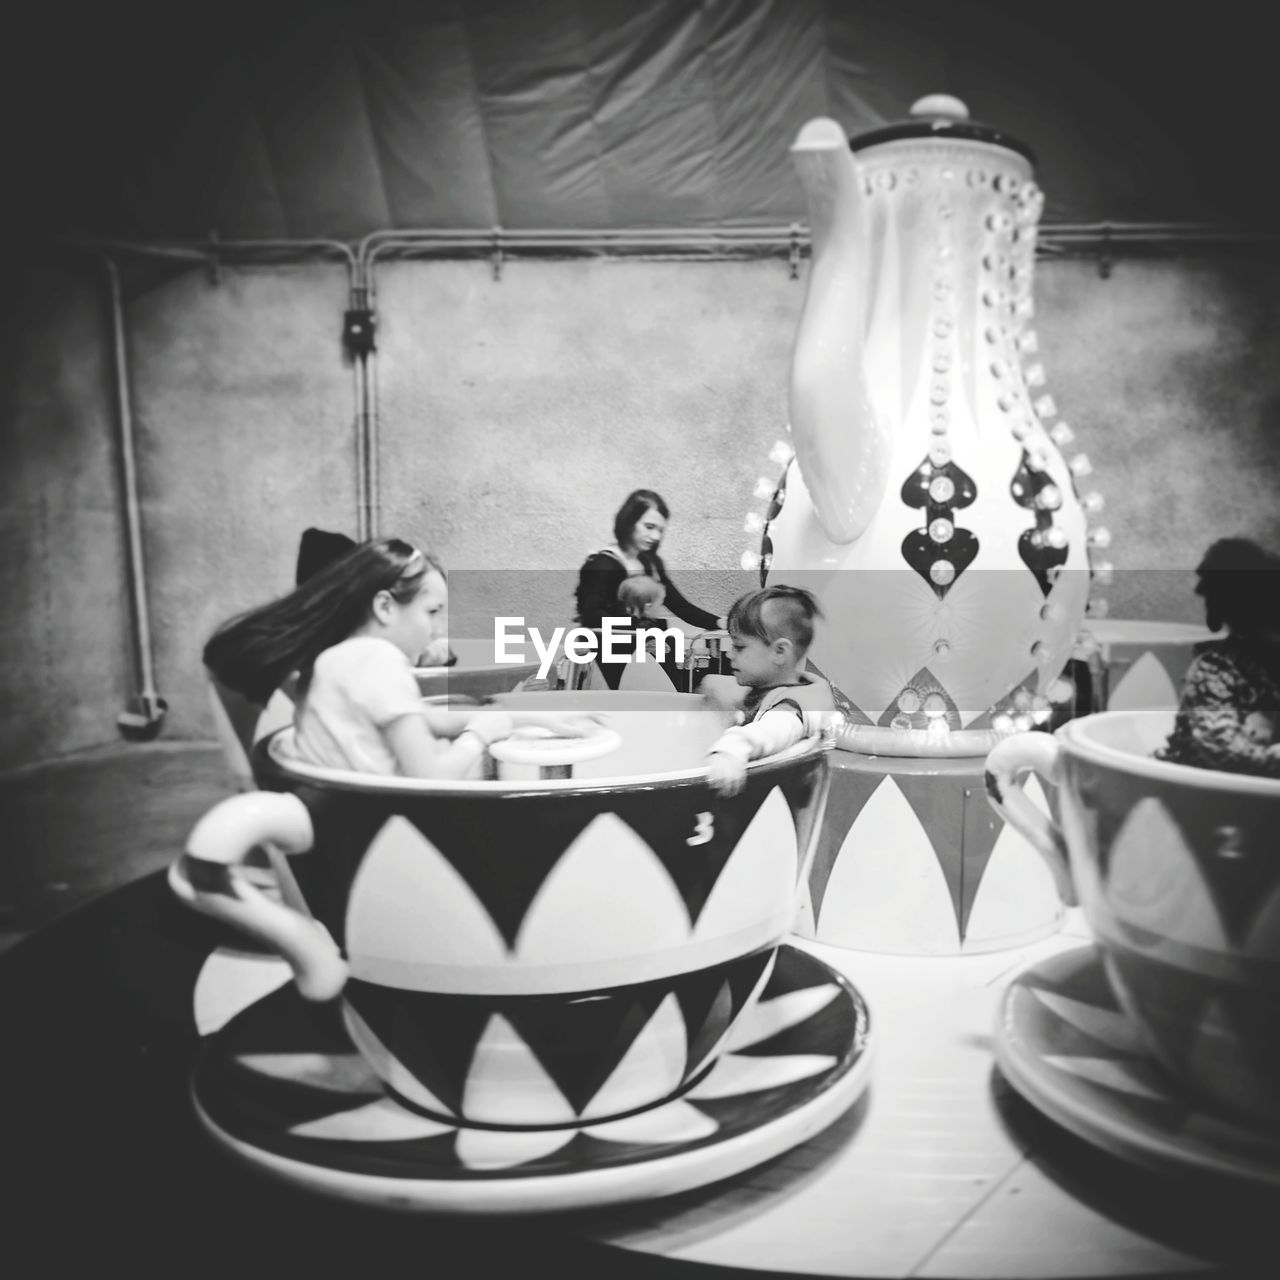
[
  {"x1": 191, "y1": 944, "x2": 872, "y2": 1213},
  {"x1": 995, "y1": 944, "x2": 1280, "y2": 1189}
]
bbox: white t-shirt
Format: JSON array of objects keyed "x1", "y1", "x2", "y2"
[{"x1": 294, "y1": 636, "x2": 424, "y2": 775}]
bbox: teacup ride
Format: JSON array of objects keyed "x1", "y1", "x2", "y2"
[
  {"x1": 1075, "y1": 619, "x2": 1221, "y2": 713},
  {"x1": 169, "y1": 691, "x2": 874, "y2": 1211},
  {"x1": 560, "y1": 626, "x2": 727, "y2": 694},
  {"x1": 414, "y1": 636, "x2": 542, "y2": 701},
  {"x1": 987, "y1": 710, "x2": 1280, "y2": 1187},
  {"x1": 752, "y1": 95, "x2": 1115, "y2": 955}
]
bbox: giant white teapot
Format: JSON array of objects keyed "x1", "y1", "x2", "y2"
[{"x1": 761, "y1": 97, "x2": 1108, "y2": 755}]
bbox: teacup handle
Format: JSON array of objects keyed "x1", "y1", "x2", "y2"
[
  {"x1": 983, "y1": 733, "x2": 1077, "y2": 907},
  {"x1": 168, "y1": 792, "x2": 349, "y2": 1001}
]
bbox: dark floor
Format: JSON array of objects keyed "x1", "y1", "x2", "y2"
[{"x1": 0, "y1": 740, "x2": 233, "y2": 952}]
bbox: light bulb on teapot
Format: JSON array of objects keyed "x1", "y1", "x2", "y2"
[
  {"x1": 1049, "y1": 421, "x2": 1075, "y2": 447},
  {"x1": 1087, "y1": 526, "x2": 1112, "y2": 549},
  {"x1": 740, "y1": 549, "x2": 761, "y2": 571},
  {"x1": 1047, "y1": 677, "x2": 1075, "y2": 704},
  {"x1": 1069, "y1": 454, "x2": 1094, "y2": 477},
  {"x1": 1092, "y1": 560, "x2": 1115, "y2": 584},
  {"x1": 1081, "y1": 490, "x2": 1105, "y2": 512},
  {"x1": 754, "y1": 476, "x2": 776, "y2": 500},
  {"x1": 1086, "y1": 597, "x2": 1110, "y2": 619},
  {"x1": 744, "y1": 512, "x2": 765, "y2": 534},
  {"x1": 769, "y1": 440, "x2": 794, "y2": 467},
  {"x1": 1033, "y1": 394, "x2": 1057, "y2": 419},
  {"x1": 1018, "y1": 330, "x2": 1039, "y2": 354}
]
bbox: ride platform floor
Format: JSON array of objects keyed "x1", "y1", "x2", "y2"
[{"x1": 0, "y1": 741, "x2": 231, "y2": 954}]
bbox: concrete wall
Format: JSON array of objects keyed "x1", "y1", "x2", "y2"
[{"x1": 3, "y1": 252, "x2": 1278, "y2": 769}]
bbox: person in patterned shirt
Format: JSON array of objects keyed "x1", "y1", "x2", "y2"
[{"x1": 1158, "y1": 537, "x2": 1280, "y2": 778}]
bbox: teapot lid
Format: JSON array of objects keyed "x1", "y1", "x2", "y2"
[{"x1": 851, "y1": 94, "x2": 1036, "y2": 165}]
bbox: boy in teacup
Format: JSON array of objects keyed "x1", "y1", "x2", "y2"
[{"x1": 702, "y1": 585, "x2": 836, "y2": 796}]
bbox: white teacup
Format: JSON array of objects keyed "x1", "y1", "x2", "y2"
[
  {"x1": 986, "y1": 709, "x2": 1280, "y2": 1128},
  {"x1": 171, "y1": 692, "x2": 831, "y2": 1129}
]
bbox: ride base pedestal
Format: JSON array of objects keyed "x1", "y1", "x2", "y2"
[{"x1": 794, "y1": 749, "x2": 1062, "y2": 956}]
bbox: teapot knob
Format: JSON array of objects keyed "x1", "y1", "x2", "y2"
[{"x1": 909, "y1": 94, "x2": 970, "y2": 122}]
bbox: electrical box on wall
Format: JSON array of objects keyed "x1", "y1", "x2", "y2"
[{"x1": 343, "y1": 308, "x2": 376, "y2": 358}]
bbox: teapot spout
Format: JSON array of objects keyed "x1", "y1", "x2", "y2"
[{"x1": 788, "y1": 118, "x2": 891, "y2": 545}]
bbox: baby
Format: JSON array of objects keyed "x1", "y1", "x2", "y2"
[
  {"x1": 616, "y1": 573, "x2": 666, "y2": 622},
  {"x1": 703, "y1": 585, "x2": 835, "y2": 796}
]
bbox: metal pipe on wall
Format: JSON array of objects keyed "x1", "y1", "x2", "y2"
[
  {"x1": 104, "y1": 257, "x2": 167, "y2": 739},
  {"x1": 69, "y1": 224, "x2": 1280, "y2": 583}
]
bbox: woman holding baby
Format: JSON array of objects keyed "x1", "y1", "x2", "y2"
[{"x1": 574, "y1": 488, "x2": 726, "y2": 690}]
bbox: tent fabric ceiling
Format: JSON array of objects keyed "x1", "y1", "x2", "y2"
[{"x1": 7, "y1": 0, "x2": 1279, "y2": 244}]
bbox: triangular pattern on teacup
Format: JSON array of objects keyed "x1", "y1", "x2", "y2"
[
  {"x1": 377, "y1": 806, "x2": 596, "y2": 950},
  {"x1": 515, "y1": 813, "x2": 690, "y2": 963},
  {"x1": 1245, "y1": 879, "x2": 1280, "y2": 962},
  {"x1": 1105, "y1": 798, "x2": 1228, "y2": 951},
  {"x1": 343, "y1": 1000, "x2": 458, "y2": 1117},
  {"x1": 804, "y1": 764, "x2": 884, "y2": 925},
  {"x1": 345, "y1": 815, "x2": 507, "y2": 970},
  {"x1": 1100, "y1": 949, "x2": 1217, "y2": 1081},
  {"x1": 343, "y1": 983, "x2": 496, "y2": 1117},
  {"x1": 194, "y1": 948, "x2": 290, "y2": 1035},
  {"x1": 504, "y1": 981, "x2": 672, "y2": 1116},
  {"x1": 1185, "y1": 995, "x2": 1280, "y2": 1125},
  {"x1": 576, "y1": 993, "x2": 689, "y2": 1121},
  {"x1": 683, "y1": 950, "x2": 776, "y2": 1077},
  {"x1": 965, "y1": 774, "x2": 1060, "y2": 948},
  {"x1": 614, "y1": 781, "x2": 781, "y2": 927},
  {"x1": 693, "y1": 787, "x2": 796, "y2": 941},
  {"x1": 461, "y1": 1013, "x2": 579, "y2": 1127},
  {"x1": 1107, "y1": 651, "x2": 1179, "y2": 711},
  {"x1": 813, "y1": 775, "x2": 960, "y2": 952}
]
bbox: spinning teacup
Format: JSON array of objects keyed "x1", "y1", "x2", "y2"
[
  {"x1": 171, "y1": 691, "x2": 830, "y2": 1128},
  {"x1": 986, "y1": 709, "x2": 1280, "y2": 1128}
]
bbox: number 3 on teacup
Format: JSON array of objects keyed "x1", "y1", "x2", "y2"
[{"x1": 687, "y1": 811, "x2": 715, "y2": 846}]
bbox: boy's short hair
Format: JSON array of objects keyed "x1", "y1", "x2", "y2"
[{"x1": 727, "y1": 585, "x2": 822, "y2": 653}]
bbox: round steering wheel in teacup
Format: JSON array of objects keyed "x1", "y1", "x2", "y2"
[{"x1": 487, "y1": 725, "x2": 623, "y2": 779}]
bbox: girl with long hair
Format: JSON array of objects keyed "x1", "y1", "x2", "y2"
[{"x1": 205, "y1": 537, "x2": 595, "y2": 779}]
